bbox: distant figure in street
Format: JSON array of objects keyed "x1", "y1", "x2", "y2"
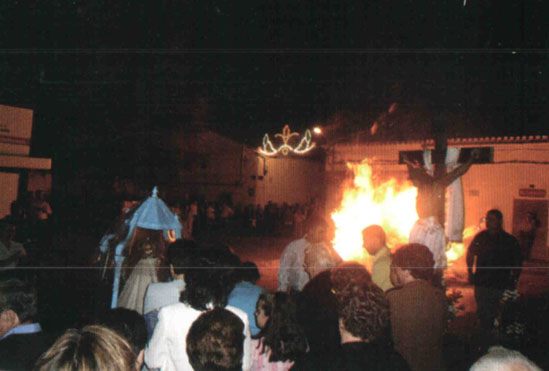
[
  {"x1": 466, "y1": 209, "x2": 522, "y2": 340},
  {"x1": 0, "y1": 220, "x2": 27, "y2": 278},
  {"x1": 518, "y1": 210, "x2": 541, "y2": 261},
  {"x1": 387, "y1": 243, "x2": 446, "y2": 371},
  {"x1": 278, "y1": 216, "x2": 332, "y2": 292},
  {"x1": 362, "y1": 224, "x2": 393, "y2": 291},
  {"x1": 31, "y1": 190, "x2": 52, "y2": 222}
]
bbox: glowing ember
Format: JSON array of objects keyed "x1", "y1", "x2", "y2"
[{"x1": 330, "y1": 160, "x2": 418, "y2": 261}]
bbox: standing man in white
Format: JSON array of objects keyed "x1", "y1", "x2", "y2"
[{"x1": 278, "y1": 215, "x2": 331, "y2": 292}]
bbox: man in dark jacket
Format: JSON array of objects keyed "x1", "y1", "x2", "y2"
[
  {"x1": 467, "y1": 209, "x2": 522, "y2": 338},
  {"x1": 297, "y1": 244, "x2": 341, "y2": 355},
  {"x1": 0, "y1": 279, "x2": 52, "y2": 370}
]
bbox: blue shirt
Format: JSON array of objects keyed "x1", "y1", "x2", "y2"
[
  {"x1": 228, "y1": 281, "x2": 263, "y2": 335},
  {"x1": 1, "y1": 323, "x2": 41, "y2": 340}
]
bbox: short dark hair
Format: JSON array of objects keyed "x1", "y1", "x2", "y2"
[
  {"x1": 254, "y1": 292, "x2": 307, "y2": 363},
  {"x1": 336, "y1": 281, "x2": 389, "y2": 342},
  {"x1": 331, "y1": 262, "x2": 372, "y2": 294},
  {"x1": 186, "y1": 308, "x2": 245, "y2": 371},
  {"x1": 255, "y1": 292, "x2": 275, "y2": 319},
  {"x1": 0, "y1": 279, "x2": 37, "y2": 323},
  {"x1": 167, "y1": 239, "x2": 200, "y2": 276},
  {"x1": 487, "y1": 209, "x2": 503, "y2": 221},
  {"x1": 391, "y1": 243, "x2": 435, "y2": 281},
  {"x1": 305, "y1": 215, "x2": 328, "y2": 233},
  {"x1": 97, "y1": 308, "x2": 147, "y2": 354},
  {"x1": 180, "y1": 248, "x2": 239, "y2": 311},
  {"x1": 234, "y1": 261, "x2": 260, "y2": 284}
]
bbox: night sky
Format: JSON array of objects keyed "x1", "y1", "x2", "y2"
[{"x1": 0, "y1": 1, "x2": 547, "y2": 190}]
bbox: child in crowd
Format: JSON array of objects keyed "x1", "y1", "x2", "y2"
[{"x1": 251, "y1": 292, "x2": 308, "y2": 371}]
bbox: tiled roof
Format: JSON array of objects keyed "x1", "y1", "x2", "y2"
[{"x1": 432, "y1": 135, "x2": 549, "y2": 145}]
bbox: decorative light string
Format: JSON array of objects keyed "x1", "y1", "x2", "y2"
[{"x1": 258, "y1": 125, "x2": 316, "y2": 156}]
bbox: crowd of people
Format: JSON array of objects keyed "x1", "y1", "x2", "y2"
[
  {"x1": 169, "y1": 198, "x2": 319, "y2": 239},
  {"x1": 0, "y1": 200, "x2": 543, "y2": 370}
]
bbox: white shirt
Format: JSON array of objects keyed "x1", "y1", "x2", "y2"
[
  {"x1": 278, "y1": 237, "x2": 310, "y2": 292},
  {"x1": 144, "y1": 302, "x2": 252, "y2": 371}
]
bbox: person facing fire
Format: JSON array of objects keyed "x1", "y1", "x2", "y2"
[
  {"x1": 278, "y1": 216, "x2": 332, "y2": 292},
  {"x1": 404, "y1": 148, "x2": 479, "y2": 270},
  {"x1": 362, "y1": 224, "x2": 393, "y2": 291},
  {"x1": 387, "y1": 243, "x2": 446, "y2": 371}
]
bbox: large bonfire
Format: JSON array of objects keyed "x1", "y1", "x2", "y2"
[{"x1": 330, "y1": 160, "x2": 470, "y2": 270}]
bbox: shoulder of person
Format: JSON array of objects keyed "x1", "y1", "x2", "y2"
[
  {"x1": 226, "y1": 305, "x2": 250, "y2": 324},
  {"x1": 385, "y1": 286, "x2": 401, "y2": 299}
]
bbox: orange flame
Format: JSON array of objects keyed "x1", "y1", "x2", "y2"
[
  {"x1": 446, "y1": 226, "x2": 478, "y2": 266},
  {"x1": 330, "y1": 160, "x2": 418, "y2": 261},
  {"x1": 330, "y1": 160, "x2": 474, "y2": 272}
]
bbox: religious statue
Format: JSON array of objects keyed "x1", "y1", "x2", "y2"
[{"x1": 403, "y1": 148, "x2": 479, "y2": 270}]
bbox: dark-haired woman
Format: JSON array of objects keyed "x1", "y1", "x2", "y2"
[{"x1": 251, "y1": 292, "x2": 308, "y2": 371}]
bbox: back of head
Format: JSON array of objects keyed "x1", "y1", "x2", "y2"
[
  {"x1": 391, "y1": 243, "x2": 435, "y2": 281},
  {"x1": 362, "y1": 225, "x2": 386, "y2": 248},
  {"x1": 336, "y1": 281, "x2": 389, "y2": 343},
  {"x1": 167, "y1": 239, "x2": 200, "y2": 276},
  {"x1": 235, "y1": 261, "x2": 260, "y2": 284},
  {"x1": 304, "y1": 244, "x2": 340, "y2": 272},
  {"x1": 487, "y1": 209, "x2": 503, "y2": 222},
  {"x1": 186, "y1": 308, "x2": 245, "y2": 371},
  {"x1": 0, "y1": 279, "x2": 37, "y2": 324},
  {"x1": 470, "y1": 346, "x2": 542, "y2": 371},
  {"x1": 305, "y1": 215, "x2": 332, "y2": 243},
  {"x1": 34, "y1": 325, "x2": 136, "y2": 371},
  {"x1": 97, "y1": 308, "x2": 147, "y2": 354},
  {"x1": 305, "y1": 215, "x2": 328, "y2": 233},
  {"x1": 331, "y1": 262, "x2": 372, "y2": 293},
  {"x1": 260, "y1": 292, "x2": 307, "y2": 363},
  {"x1": 180, "y1": 248, "x2": 239, "y2": 311}
]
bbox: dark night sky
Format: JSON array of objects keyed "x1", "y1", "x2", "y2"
[{"x1": 0, "y1": 1, "x2": 547, "y2": 182}]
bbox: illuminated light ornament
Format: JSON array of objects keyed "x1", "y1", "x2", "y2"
[{"x1": 258, "y1": 125, "x2": 316, "y2": 156}]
